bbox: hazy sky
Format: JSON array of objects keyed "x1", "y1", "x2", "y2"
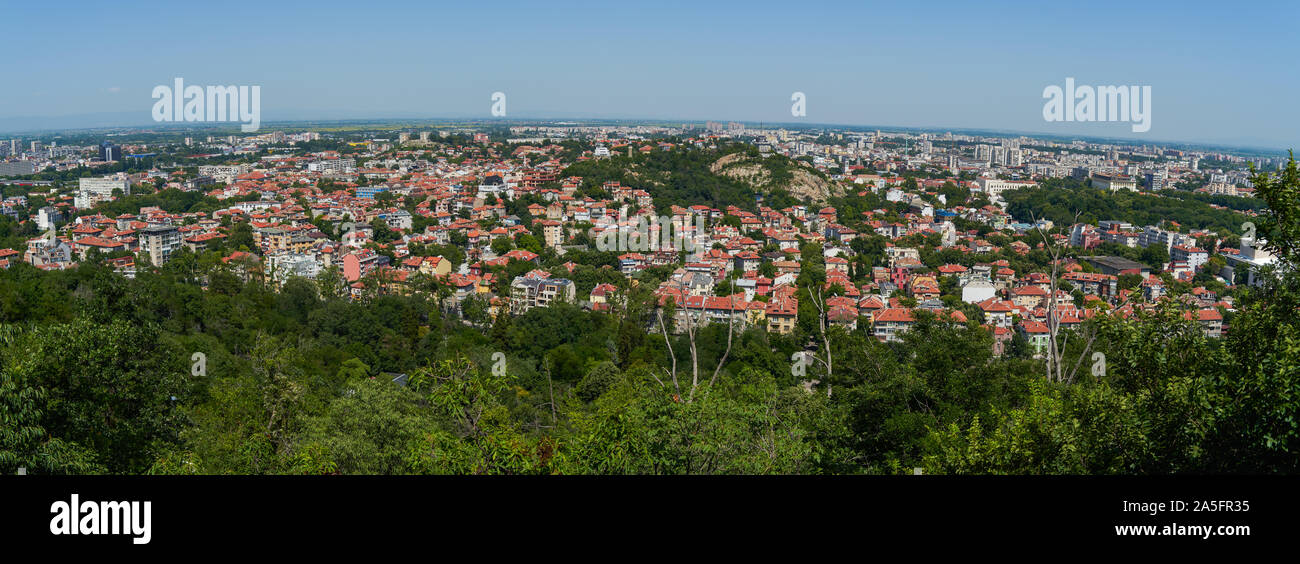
[{"x1": 1, "y1": 0, "x2": 1296, "y2": 149}]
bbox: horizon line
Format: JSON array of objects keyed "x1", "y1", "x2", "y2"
[{"x1": 1, "y1": 113, "x2": 1291, "y2": 157}]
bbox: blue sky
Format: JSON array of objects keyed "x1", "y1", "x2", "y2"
[{"x1": 1, "y1": 0, "x2": 1296, "y2": 149}]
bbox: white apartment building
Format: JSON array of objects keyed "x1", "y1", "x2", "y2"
[
  {"x1": 1170, "y1": 244, "x2": 1209, "y2": 271},
  {"x1": 36, "y1": 206, "x2": 61, "y2": 231},
  {"x1": 76, "y1": 176, "x2": 131, "y2": 209},
  {"x1": 1138, "y1": 225, "x2": 1195, "y2": 251},
  {"x1": 977, "y1": 178, "x2": 1038, "y2": 201},
  {"x1": 1091, "y1": 173, "x2": 1138, "y2": 191},
  {"x1": 267, "y1": 252, "x2": 321, "y2": 283},
  {"x1": 307, "y1": 159, "x2": 356, "y2": 173}
]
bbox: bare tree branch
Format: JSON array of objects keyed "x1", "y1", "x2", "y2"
[
  {"x1": 684, "y1": 296, "x2": 700, "y2": 403},
  {"x1": 709, "y1": 285, "x2": 736, "y2": 389},
  {"x1": 657, "y1": 306, "x2": 680, "y2": 396},
  {"x1": 807, "y1": 285, "x2": 834, "y2": 396}
]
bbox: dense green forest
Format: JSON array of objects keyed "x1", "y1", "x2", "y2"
[
  {"x1": 0, "y1": 158, "x2": 1297, "y2": 475},
  {"x1": 1003, "y1": 178, "x2": 1253, "y2": 235}
]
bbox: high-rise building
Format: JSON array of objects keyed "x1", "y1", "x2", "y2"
[
  {"x1": 1144, "y1": 170, "x2": 1167, "y2": 191},
  {"x1": 140, "y1": 225, "x2": 182, "y2": 265},
  {"x1": 99, "y1": 142, "x2": 122, "y2": 162},
  {"x1": 36, "y1": 206, "x2": 61, "y2": 231}
]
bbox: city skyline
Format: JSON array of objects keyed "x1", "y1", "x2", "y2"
[
  {"x1": 1, "y1": 1, "x2": 1297, "y2": 149},
  {"x1": 2, "y1": 117, "x2": 1290, "y2": 157}
]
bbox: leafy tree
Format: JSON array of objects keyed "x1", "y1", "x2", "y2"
[
  {"x1": 227, "y1": 221, "x2": 255, "y2": 252},
  {"x1": 1203, "y1": 153, "x2": 1300, "y2": 472},
  {"x1": 292, "y1": 377, "x2": 435, "y2": 474}
]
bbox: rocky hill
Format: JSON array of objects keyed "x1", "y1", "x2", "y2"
[{"x1": 710, "y1": 152, "x2": 837, "y2": 203}]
